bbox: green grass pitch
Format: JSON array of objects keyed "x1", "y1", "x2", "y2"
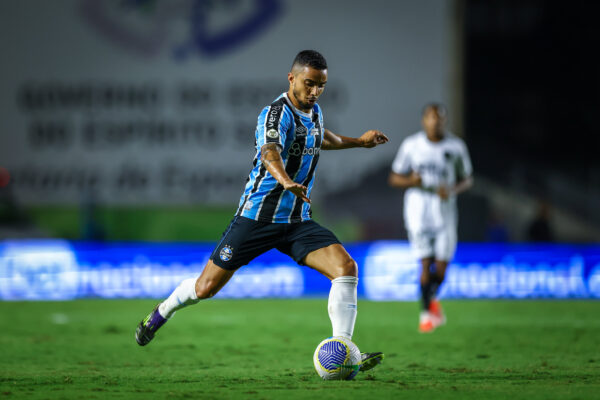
[{"x1": 1, "y1": 299, "x2": 599, "y2": 399}]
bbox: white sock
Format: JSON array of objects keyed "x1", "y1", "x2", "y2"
[
  {"x1": 328, "y1": 276, "x2": 358, "y2": 339},
  {"x1": 158, "y1": 278, "x2": 199, "y2": 319}
]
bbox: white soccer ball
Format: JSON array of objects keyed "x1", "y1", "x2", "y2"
[{"x1": 313, "y1": 336, "x2": 361, "y2": 380}]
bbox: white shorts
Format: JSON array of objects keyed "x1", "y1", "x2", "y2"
[{"x1": 408, "y1": 225, "x2": 457, "y2": 261}]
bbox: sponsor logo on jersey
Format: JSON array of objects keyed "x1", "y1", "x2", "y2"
[
  {"x1": 310, "y1": 127, "x2": 320, "y2": 136},
  {"x1": 288, "y1": 142, "x2": 320, "y2": 157},
  {"x1": 295, "y1": 126, "x2": 307, "y2": 136},
  {"x1": 266, "y1": 129, "x2": 279, "y2": 139},
  {"x1": 266, "y1": 105, "x2": 282, "y2": 129},
  {"x1": 220, "y1": 245, "x2": 233, "y2": 262},
  {"x1": 243, "y1": 200, "x2": 254, "y2": 211}
]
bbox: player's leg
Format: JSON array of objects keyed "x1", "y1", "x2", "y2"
[
  {"x1": 160, "y1": 260, "x2": 235, "y2": 317},
  {"x1": 302, "y1": 243, "x2": 383, "y2": 371},
  {"x1": 136, "y1": 260, "x2": 234, "y2": 346},
  {"x1": 428, "y1": 225, "x2": 457, "y2": 327},
  {"x1": 419, "y1": 257, "x2": 435, "y2": 311},
  {"x1": 417, "y1": 257, "x2": 438, "y2": 333},
  {"x1": 428, "y1": 260, "x2": 448, "y2": 327},
  {"x1": 136, "y1": 216, "x2": 274, "y2": 346},
  {"x1": 302, "y1": 242, "x2": 357, "y2": 279},
  {"x1": 283, "y1": 220, "x2": 383, "y2": 371},
  {"x1": 430, "y1": 259, "x2": 448, "y2": 298},
  {"x1": 408, "y1": 230, "x2": 437, "y2": 332},
  {"x1": 302, "y1": 243, "x2": 358, "y2": 339}
]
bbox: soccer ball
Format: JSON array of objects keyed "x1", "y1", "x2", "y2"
[{"x1": 313, "y1": 336, "x2": 361, "y2": 380}]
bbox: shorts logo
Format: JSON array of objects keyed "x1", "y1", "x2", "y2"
[
  {"x1": 220, "y1": 245, "x2": 233, "y2": 262},
  {"x1": 266, "y1": 129, "x2": 279, "y2": 139}
]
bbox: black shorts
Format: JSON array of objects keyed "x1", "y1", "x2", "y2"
[{"x1": 210, "y1": 216, "x2": 341, "y2": 271}]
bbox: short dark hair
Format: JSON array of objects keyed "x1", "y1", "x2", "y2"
[
  {"x1": 291, "y1": 50, "x2": 328, "y2": 71},
  {"x1": 422, "y1": 102, "x2": 448, "y2": 117}
]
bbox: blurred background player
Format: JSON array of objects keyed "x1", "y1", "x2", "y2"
[
  {"x1": 135, "y1": 50, "x2": 388, "y2": 370},
  {"x1": 388, "y1": 103, "x2": 473, "y2": 333}
]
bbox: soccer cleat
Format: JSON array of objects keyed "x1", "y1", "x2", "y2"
[
  {"x1": 429, "y1": 299, "x2": 446, "y2": 327},
  {"x1": 418, "y1": 311, "x2": 435, "y2": 333},
  {"x1": 359, "y1": 352, "x2": 384, "y2": 372},
  {"x1": 135, "y1": 305, "x2": 167, "y2": 346}
]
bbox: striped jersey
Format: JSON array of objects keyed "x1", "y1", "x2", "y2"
[{"x1": 236, "y1": 93, "x2": 324, "y2": 223}]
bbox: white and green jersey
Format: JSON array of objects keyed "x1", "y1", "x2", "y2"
[{"x1": 392, "y1": 131, "x2": 472, "y2": 233}]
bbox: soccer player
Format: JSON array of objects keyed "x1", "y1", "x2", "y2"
[
  {"x1": 388, "y1": 103, "x2": 473, "y2": 333},
  {"x1": 136, "y1": 50, "x2": 388, "y2": 372}
]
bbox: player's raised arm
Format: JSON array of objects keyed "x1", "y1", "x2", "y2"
[
  {"x1": 260, "y1": 143, "x2": 310, "y2": 203},
  {"x1": 322, "y1": 128, "x2": 389, "y2": 150}
]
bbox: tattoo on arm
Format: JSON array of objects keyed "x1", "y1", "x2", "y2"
[
  {"x1": 260, "y1": 143, "x2": 308, "y2": 202},
  {"x1": 261, "y1": 143, "x2": 292, "y2": 186},
  {"x1": 261, "y1": 144, "x2": 281, "y2": 167}
]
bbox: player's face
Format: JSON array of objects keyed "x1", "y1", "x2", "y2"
[
  {"x1": 288, "y1": 66, "x2": 327, "y2": 112},
  {"x1": 422, "y1": 107, "x2": 446, "y2": 141}
]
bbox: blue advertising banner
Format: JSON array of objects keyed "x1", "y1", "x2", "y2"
[{"x1": 0, "y1": 240, "x2": 599, "y2": 300}]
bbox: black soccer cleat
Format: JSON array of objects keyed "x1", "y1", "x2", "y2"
[
  {"x1": 135, "y1": 306, "x2": 167, "y2": 346},
  {"x1": 359, "y1": 352, "x2": 384, "y2": 372}
]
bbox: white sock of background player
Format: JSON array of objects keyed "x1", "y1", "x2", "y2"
[
  {"x1": 158, "y1": 278, "x2": 199, "y2": 319},
  {"x1": 328, "y1": 276, "x2": 358, "y2": 339}
]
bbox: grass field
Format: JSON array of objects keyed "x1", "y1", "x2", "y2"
[{"x1": 1, "y1": 299, "x2": 599, "y2": 399}]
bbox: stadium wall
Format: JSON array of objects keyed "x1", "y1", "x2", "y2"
[
  {"x1": 1, "y1": 240, "x2": 599, "y2": 301},
  {"x1": 0, "y1": 0, "x2": 452, "y2": 206}
]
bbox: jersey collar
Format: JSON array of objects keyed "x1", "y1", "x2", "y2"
[{"x1": 283, "y1": 93, "x2": 313, "y2": 119}]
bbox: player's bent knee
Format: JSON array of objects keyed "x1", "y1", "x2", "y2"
[
  {"x1": 195, "y1": 278, "x2": 220, "y2": 299},
  {"x1": 334, "y1": 258, "x2": 358, "y2": 278}
]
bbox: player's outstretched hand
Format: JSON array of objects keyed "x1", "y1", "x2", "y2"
[
  {"x1": 360, "y1": 130, "x2": 389, "y2": 148},
  {"x1": 284, "y1": 181, "x2": 311, "y2": 203}
]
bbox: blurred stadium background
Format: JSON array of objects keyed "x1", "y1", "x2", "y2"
[{"x1": 1, "y1": 0, "x2": 599, "y2": 299}]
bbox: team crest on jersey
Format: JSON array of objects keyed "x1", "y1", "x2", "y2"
[
  {"x1": 220, "y1": 245, "x2": 233, "y2": 262},
  {"x1": 266, "y1": 129, "x2": 279, "y2": 139}
]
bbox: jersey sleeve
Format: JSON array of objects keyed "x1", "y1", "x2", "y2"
[
  {"x1": 256, "y1": 103, "x2": 291, "y2": 150},
  {"x1": 456, "y1": 139, "x2": 473, "y2": 180},
  {"x1": 391, "y1": 139, "x2": 412, "y2": 174}
]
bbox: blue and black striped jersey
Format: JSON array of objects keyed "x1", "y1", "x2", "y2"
[{"x1": 236, "y1": 93, "x2": 324, "y2": 223}]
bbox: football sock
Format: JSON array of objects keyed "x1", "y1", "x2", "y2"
[
  {"x1": 429, "y1": 274, "x2": 444, "y2": 299},
  {"x1": 420, "y1": 281, "x2": 432, "y2": 310},
  {"x1": 158, "y1": 278, "x2": 200, "y2": 319},
  {"x1": 328, "y1": 276, "x2": 358, "y2": 339}
]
